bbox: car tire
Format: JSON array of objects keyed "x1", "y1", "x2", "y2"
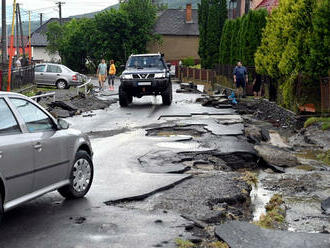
[
  {"x1": 58, "y1": 150, "x2": 94, "y2": 199},
  {"x1": 119, "y1": 87, "x2": 129, "y2": 107},
  {"x1": 162, "y1": 83, "x2": 172, "y2": 106},
  {"x1": 56, "y1": 80, "x2": 68, "y2": 89},
  {"x1": 0, "y1": 193, "x2": 4, "y2": 224},
  {"x1": 127, "y1": 94, "x2": 133, "y2": 104}
]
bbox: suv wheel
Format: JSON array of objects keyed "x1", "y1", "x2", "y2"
[
  {"x1": 127, "y1": 94, "x2": 133, "y2": 104},
  {"x1": 0, "y1": 193, "x2": 4, "y2": 224},
  {"x1": 58, "y1": 150, "x2": 94, "y2": 199},
  {"x1": 162, "y1": 83, "x2": 172, "y2": 105},
  {"x1": 56, "y1": 80, "x2": 68, "y2": 89},
  {"x1": 119, "y1": 87, "x2": 129, "y2": 107}
]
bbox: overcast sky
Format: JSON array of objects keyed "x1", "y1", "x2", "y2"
[{"x1": 2, "y1": 0, "x2": 119, "y2": 23}]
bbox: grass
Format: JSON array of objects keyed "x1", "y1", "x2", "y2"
[
  {"x1": 241, "y1": 171, "x2": 258, "y2": 187},
  {"x1": 254, "y1": 194, "x2": 285, "y2": 229},
  {"x1": 296, "y1": 164, "x2": 315, "y2": 171},
  {"x1": 175, "y1": 238, "x2": 195, "y2": 248},
  {"x1": 317, "y1": 150, "x2": 330, "y2": 165},
  {"x1": 22, "y1": 87, "x2": 56, "y2": 97},
  {"x1": 208, "y1": 241, "x2": 229, "y2": 248},
  {"x1": 304, "y1": 117, "x2": 330, "y2": 130}
]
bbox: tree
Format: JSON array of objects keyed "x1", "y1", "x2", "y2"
[
  {"x1": 230, "y1": 17, "x2": 242, "y2": 65},
  {"x1": 204, "y1": 0, "x2": 227, "y2": 68},
  {"x1": 198, "y1": 0, "x2": 209, "y2": 68},
  {"x1": 46, "y1": 0, "x2": 157, "y2": 72},
  {"x1": 120, "y1": 0, "x2": 157, "y2": 55},
  {"x1": 240, "y1": 9, "x2": 268, "y2": 66},
  {"x1": 307, "y1": 0, "x2": 330, "y2": 77},
  {"x1": 219, "y1": 20, "x2": 234, "y2": 64}
]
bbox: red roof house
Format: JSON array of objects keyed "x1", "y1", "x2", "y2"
[{"x1": 255, "y1": 0, "x2": 279, "y2": 12}]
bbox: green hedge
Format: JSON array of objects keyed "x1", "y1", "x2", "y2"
[{"x1": 219, "y1": 9, "x2": 268, "y2": 66}]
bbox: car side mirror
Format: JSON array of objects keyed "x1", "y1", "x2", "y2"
[
  {"x1": 120, "y1": 65, "x2": 125, "y2": 69},
  {"x1": 57, "y1": 118, "x2": 70, "y2": 130},
  {"x1": 166, "y1": 63, "x2": 171, "y2": 69}
]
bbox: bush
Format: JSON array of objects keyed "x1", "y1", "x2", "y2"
[
  {"x1": 182, "y1": 57, "x2": 195, "y2": 67},
  {"x1": 255, "y1": 0, "x2": 328, "y2": 109}
]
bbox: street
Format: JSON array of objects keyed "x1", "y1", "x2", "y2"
[{"x1": 0, "y1": 81, "x2": 242, "y2": 248}]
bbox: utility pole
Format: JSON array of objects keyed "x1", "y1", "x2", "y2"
[
  {"x1": 15, "y1": 4, "x2": 19, "y2": 57},
  {"x1": 17, "y1": 3, "x2": 25, "y2": 59},
  {"x1": 56, "y1": 2, "x2": 65, "y2": 25},
  {"x1": 40, "y1": 13, "x2": 43, "y2": 27},
  {"x1": 1, "y1": 0, "x2": 7, "y2": 64}
]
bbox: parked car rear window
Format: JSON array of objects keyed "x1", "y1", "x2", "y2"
[
  {"x1": 0, "y1": 98, "x2": 21, "y2": 135},
  {"x1": 35, "y1": 65, "x2": 46, "y2": 72},
  {"x1": 10, "y1": 98, "x2": 54, "y2": 132},
  {"x1": 47, "y1": 65, "x2": 62, "y2": 73}
]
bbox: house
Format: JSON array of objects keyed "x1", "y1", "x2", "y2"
[
  {"x1": 147, "y1": 4, "x2": 199, "y2": 64},
  {"x1": 30, "y1": 18, "x2": 72, "y2": 62},
  {"x1": 227, "y1": 0, "x2": 279, "y2": 18},
  {"x1": 253, "y1": 0, "x2": 279, "y2": 12}
]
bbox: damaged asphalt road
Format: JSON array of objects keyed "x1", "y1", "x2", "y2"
[{"x1": 0, "y1": 83, "x2": 329, "y2": 248}]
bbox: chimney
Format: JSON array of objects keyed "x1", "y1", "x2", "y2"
[{"x1": 186, "y1": 3, "x2": 192, "y2": 23}]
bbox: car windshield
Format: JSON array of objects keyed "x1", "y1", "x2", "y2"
[{"x1": 127, "y1": 56, "x2": 165, "y2": 69}]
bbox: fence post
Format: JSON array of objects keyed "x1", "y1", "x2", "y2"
[{"x1": 0, "y1": 70, "x2": 2, "y2": 91}]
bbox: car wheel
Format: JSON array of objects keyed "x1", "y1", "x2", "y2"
[
  {"x1": 0, "y1": 193, "x2": 4, "y2": 224},
  {"x1": 127, "y1": 94, "x2": 133, "y2": 104},
  {"x1": 162, "y1": 83, "x2": 172, "y2": 105},
  {"x1": 56, "y1": 80, "x2": 68, "y2": 89},
  {"x1": 119, "y1": 87, "x2": 129, "y2": 107},
  {"x1": 58, "y1": 150, "x2": 94, "y2": 199}
]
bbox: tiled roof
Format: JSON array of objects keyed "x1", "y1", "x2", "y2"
[
  {"x1": 154, "y1": 9, "x2": 199, "y2": 36},
  {"x1": 31, "y1": 18, "x2": 72, "y2": 47},
  {"x1": 256, "y1": 0, "x2": 279, "y2": 11}
]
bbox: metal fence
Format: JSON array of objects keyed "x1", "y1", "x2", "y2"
[{"x1": 0, "y1": 65, "x2": 35, "y2": 91}]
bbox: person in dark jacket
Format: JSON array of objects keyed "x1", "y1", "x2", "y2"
[
  {"x1": 253, "y1": 72, "x2": 262, "y2": 99},
  {"x1": 233, "y1": 61, "x2": 248, "y2": 99}
]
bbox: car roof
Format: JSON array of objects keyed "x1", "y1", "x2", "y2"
[
  {"x1": 130, "y1": 53, "x2": 161, "y2": 57},
  {"x1": 0, "y1": 91, "x2": 25, "y2": 97},
  {"x1": 36, "y1": 63, "x2": 64, "y2": 66}
]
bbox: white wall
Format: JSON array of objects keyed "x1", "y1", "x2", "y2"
[{"x1": 32, "y1": 47, "x2": 61, "y2": 62}]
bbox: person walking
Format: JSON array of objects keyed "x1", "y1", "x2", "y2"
[
  {"x1": 253, "y1": 72, "x2": 262, "y2": 99},
  {"x1": 108, "y1": 60, "x2": 116, "y2": 91},
  {"x1": 97, "y1": 59, "x2": 107, "y2": 90},
  {"x1": 233, "y1": 61, "x2": 248, "y2": 99}
]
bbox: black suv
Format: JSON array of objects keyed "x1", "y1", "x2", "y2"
[{"x1": 119, "y1": 53, "x2": 172, "y2": 107}]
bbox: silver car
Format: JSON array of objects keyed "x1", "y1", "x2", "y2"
[
  {"x1": 0, "y1": 92, "x2": 94, "y2": 222},
  {"x1": 34, "y1": 63, "x2": 86, "y2": 89}
]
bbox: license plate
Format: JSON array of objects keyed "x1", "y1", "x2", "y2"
[{"x1": 138, "y1": 82, "x2": 151, "y2": 86}]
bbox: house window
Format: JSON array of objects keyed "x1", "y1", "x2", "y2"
[{"x1": 228, "y1": 0, "x2": 238, "y2": 19}]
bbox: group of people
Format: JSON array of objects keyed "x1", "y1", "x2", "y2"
[
  {"x1": 97, "y1": 59, "x2": 117, "y2": 91},
  {"x1": 233, "y1": 61, "x2": 262, "y2": 100}
]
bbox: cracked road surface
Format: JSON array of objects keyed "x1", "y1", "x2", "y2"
[{"x1": 0, "y1": 83, "x2": 242, "y2": 248}]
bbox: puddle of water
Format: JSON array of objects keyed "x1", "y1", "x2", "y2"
[
  {"x1": 250, "y1": 170, "x2": 274, "y2": 221},
  {"x1": 268, "y1": 131, "x2": 289, "y2": 148},
  {"x1": 156, "y1": 141, "x2": 200, "y2": 150}
]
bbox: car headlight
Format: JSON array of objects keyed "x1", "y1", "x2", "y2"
[
  {"x1": 122, "y1": 74, "x2": 133, "y2": 79},
  {"x1": 154, "y1": 73, "x2": 166, "y2": 79}
]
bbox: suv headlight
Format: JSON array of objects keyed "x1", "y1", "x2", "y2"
[
  {"x1": 122, "y1": 74, "x2": 133, "y2": 79},
  {"x1": 154, "y1": 73, "x2": 166, "y2": 79}
]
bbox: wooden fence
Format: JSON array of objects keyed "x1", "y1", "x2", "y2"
[{"x1": 320, "y1": 77, "x2": 330, "y2": 113}]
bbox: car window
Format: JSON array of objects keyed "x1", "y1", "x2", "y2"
[
  {"x1": 62, "y1": 65, "x2": 73, "y2": 73},
  {"x1": 35, "y1": 65, "x2": 46, "y2": 72},
  {"x1": 0, "y1": 99, "x2": 21, "y2": 135},
  {"x1": 127, "y1": 56, "x2": 165, "y2": 69},
  {"x1": 46, "y1": 65, "x2": 62, "y2": 73},
  {"x1": 10, "y1": 98, "x2": 54, "y2": 132}
]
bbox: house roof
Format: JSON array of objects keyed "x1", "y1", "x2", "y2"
[
  {"x1": 256, "y1": 0, "x2": 279, "y2": 11},
  {"x1": 154, "y1": 9, "x2": 199, "y2": 36},
  {"x1": 31, "y1": 18, "x2": 72, "y2": 47}
]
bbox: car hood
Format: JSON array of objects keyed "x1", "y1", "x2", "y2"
[{"x1": 122, "y1": 67, "x2": 166, "y2": 74}]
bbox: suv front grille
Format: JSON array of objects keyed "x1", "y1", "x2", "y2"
[{"x1": 132, "y1": 74, "x2": 155, "y2": 79}]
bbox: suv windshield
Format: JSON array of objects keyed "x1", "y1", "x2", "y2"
[{"x1": 127, "y1": 56, "x2": 165, "y2": 69}]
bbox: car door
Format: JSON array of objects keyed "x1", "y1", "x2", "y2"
[
  {"x1": 9, "y1": 97, "x2": 70, "y2": 192},
  {"x1": 0, "y1": 98, "x2": 34, "y2": 204},
  {"x1": 34, "y1": 64, "x2": 47, "y2": 84},
  {"x1": 45, "y1": 64, "x2": 62, "y2": 86}
]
